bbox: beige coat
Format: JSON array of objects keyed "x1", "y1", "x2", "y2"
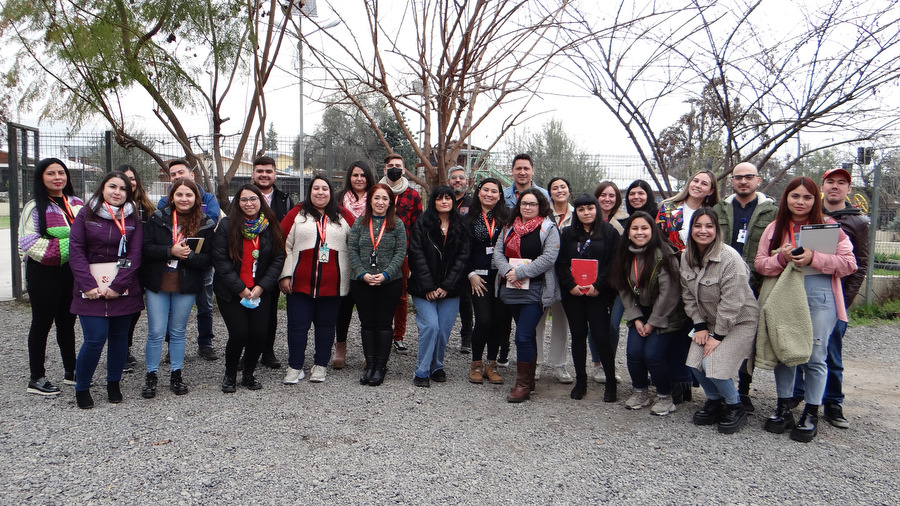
[{"x1": 680, "y1": 243, "x2": 760, "y2": 379}]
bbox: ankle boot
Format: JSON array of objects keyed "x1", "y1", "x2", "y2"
[
  {"x1": 469, "y1": 361, "x2": 484, "y2": 384},
  {"x1": 76, "y1": 389, "x2": 94, "y2": 409},
  {"x1": 359, "y1": 331, "x2": 376, "y2": 385},
  {"x1": 570, "y1": 375, "x2": 587, "y2": 400},
  {"x1": 368, "y1": 330, "x2": 392, "y2": 387},
  {"x1": 141, "y1": 372, "x2": 158, "y2": 399},
  {"x1": 790, "y1": 403, "x2": 819, "y2": 442},
  {"x1": 484, "y1": 360, "x2": 503, "y2": 384},
  {"x1": 170, "y1": 369, "x2": 188, "y2": 395},
  {"x1": 764, "y1": 397, "x2": 796, "y2": 434},
  {"x1": 107, "y1": 381, "x2": 123, "y2": 404},
  {"x1": 333, "y1": 341, "x2": 347, "y2": 369},
  {"x1": 693, "y1": 398, "x2": 726, "y2": 425},
  {"x1": 603, "y1": 378, "x2": 618, "y2": 403},
  {"x1": 222, "y1": 374, "x2": 237, "y2": 393},
  {"x1": 507, "y1": 361, "x2": 534, "y2": 403},
  {"x1": 718, "y1": 402, "x2": 748, "y2": 434}
]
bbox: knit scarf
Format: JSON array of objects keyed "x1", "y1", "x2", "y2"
[
  {"x1": 241, "y1": 214, "x2": 269, "y2": 240},
  {"x1": 342, "y1": 191, "x2": 367, "y2": 218},
  {"x1": 379, "y1": 175, "x2": 409, "y2": 196},
  {"x1": 504, "y1": 215, "x2": 543, "y2": 259}
]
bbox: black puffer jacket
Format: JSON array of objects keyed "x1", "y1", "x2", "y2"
[
  {"x1": 212, "y1": 217, "x2": 286, "y2": 302},
  {"x1": 555, "y1": 221, "x2": 620, "y2": 305},
  {"x1": 407, "y1": 214, "x2": 471, "y2": 298},
  {"x1": 141, "y1": 207, "x2": 216, "y2": 294}
]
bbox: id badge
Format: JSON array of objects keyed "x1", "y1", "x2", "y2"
[
  {"x1": 318, "y1": 246, "x2": 330, "y2": 263},
  {"x1": 370, "y1": 252, "x2": 378, "y2": 268},
  {"x1": 251, "y1": 260, "x2": 258, "y2": 278},
  {"x1": 166, "y1": 259, "x2": 179, "y2": 270},
  {"x1": 737, "y1": 228, "x2": 748, "y2": 244},
  {"x1": 485, "y1": 246, "x2": 494, "y2": 255}
]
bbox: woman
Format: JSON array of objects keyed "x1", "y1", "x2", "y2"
[
  {"x1": 681, "y1": 208, "x2": 760, "y2": 434},
  {"x1": 610, "y1": 211, "x2": 686, "y2": 416},
  {"x1": 593, "y1": 181, "x2": 628, "y2": 384},
  {"x1": 279, "y1": 175, "x2": 352, "y2": 384},
  {"x1": 140, "y1": 178, "x2": 215, "y2": 399},
  {"x1": 555, "y1": 194, "x2": 620, "y2": 401},
  {"x1": 120, "y1": 164, "x2": 156, "y2": 372},
  {"x1": 755, "y1": 177, "x2": 856, "y2": 442},
  {"x1": 595, "y1": 181, "x2": 627, "y2": 234},
  {"x1": 69, "y1": 171, "x2": 144, "y2": 408},
  {"x1": 624, "y1": 179, "x2": 658, "y2": 217},
  {"x1": 408, "y1": 186, "x2": 471, "y2": 387},
  {"x1": 333, "y1": 161, "x2": 376, "y2": 368},
  {"x1": 347, "y1": 183, "x2": 407, "y2": 386},
  {"x1": 466, "y1": 178, "x2": 511, "y2": 385},
  {"x1": 213, "y1": 184, "x2": 286, "y2": 393},
  {"x1": 19, "y1": 158, "x2": 84, "y2": 395},
  {"x1": 533, "y1": 177, "x2": 574, "y2": 384},
  {"x1": 493, "y1": 189, "x2": 561, "y2": 403},
  {"x1": 656, "y1": 169, "x2": 719, "y2": 252}
]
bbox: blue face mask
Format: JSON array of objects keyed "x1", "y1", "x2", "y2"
[{"x1": 240, "y1": 297, "x2": 260, "y2": 309}]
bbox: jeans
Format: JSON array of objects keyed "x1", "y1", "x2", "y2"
[
  {"x1": 145, "y1": 290, "x2": 196, "y2": 373},
  {"x1": 535, "y1": 300, "x2": 568, "y2": 366},
  {"x1": 509, "y1": 303, "x2": 545, "y2": 363},
  {"x1": 626, "y1": 325, "x2": 676, "y2": 396},
  {"x1": 392, "y1": 258, "x2": 410, "y2": 339},
  {"x1": 692, "y1": 362, "x2": 740, "y2": 405},
  {"x1": 793, "y1": 319, "x2": 847, "y2": 404},
  {"x1": 195, "y1": 267, "x2": 215, "y2": 348},
  {"x1": 25, "y1": 260, "x2": 77, "y2": 380},
  {"x1": 411, "y1": 296, "x2": 459, "y2": 378},
  {"x1": 285, "y1": 292, "x2": 341, "y2": 369},
  {"x1": 75, "y1": 314, "x2": 133, "y2": 391},
  {"x1": 775, "y1": 275, "x2": 836, "y2": 404}
]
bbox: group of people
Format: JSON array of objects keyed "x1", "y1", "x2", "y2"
[{"x1": 20, "y1": 152, "x2": 868, "y2": 442}]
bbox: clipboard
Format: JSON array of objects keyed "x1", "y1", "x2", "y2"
[{"x1": 799, "y1": 224, "x2": 839, "y2": 275}]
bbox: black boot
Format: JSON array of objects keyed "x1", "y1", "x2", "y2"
[
  {"x1": 603, "y1": 378, "x2": 618, "y2": 403},
  {"x1": 170, "y1": 369, "x2": 189, "y2": 395},
  {"x1": 221, "y1": 374, "x2": 237, "y2": 393},
  {"x1": 368, "y1": 331, "x2": 392, "y2": 387},
  {"x1": 737, "y1": 362, "x2": 755, "y2": 412},
  {"x1": 76, "y1": 389, "x2": 94, "y2": 409},
  {"x1": 141, "y1": 372, "x2": 158, "y2": 399},
  {"x1": 718, "y1": 402, "x2": 747, "y2": 434},
  {"x1": 764, "y1": 397, "x2": 796, "y2": 434},
  {"x1": 107, "y1": 381, "x2": 123, "y2": 404},
  {"x1": 570, "y1": 375, "x2": 587, "y2": 400},
  {"x1": 693, "y1": 398, "x2": 727, "y2": 426},
  {"x1": 790, "y1": 404, "x2": 819, "y2": 442},
  {"x1": 359, "y1": 330, "x2": 377, "y2": 385}
]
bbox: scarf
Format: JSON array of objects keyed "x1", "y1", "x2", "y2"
[
  {"x1": 88, "y1": 197, "x2": 135, "y2": 220},
  {"x1": 342, "y1": 191, "x2": 367, "y2": 218},
  {"x1": 379, "y1": 175, "x2": 409, "y2": 196},
  {"x1": 241, "y1": 214, "x2": 269, "y2": 240},
  {"x1": 504, "y1": 215, "x2": 543, "y2": 259}
]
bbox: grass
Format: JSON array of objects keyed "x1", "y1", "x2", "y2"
[
  {"x1": 0, "y1": 216, "x2": 9, "y2": 229},
  {"x1": 874, "y1": 268, "x2": 900, "y2": 277},
  {"x1": 849, "y1": 299, "x2": 900, "y2": 326}
]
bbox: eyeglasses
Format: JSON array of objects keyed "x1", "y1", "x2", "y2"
[
  {"x1": 239, "y1": 196, "x2": 259, "y2": 203},
  {"x1": 730, "y1": 174, "x2": 759, "y2": 181},
  {"x1": 449, "y1": 174, "x2": 466, "y2": 180},
  {"x1": 520, "y1": 201, "x2": 539, "y2": 208}
]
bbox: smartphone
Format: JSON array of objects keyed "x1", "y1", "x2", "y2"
[{"x1": 791, "y1": 246, "x2": 805, "y2": 256}]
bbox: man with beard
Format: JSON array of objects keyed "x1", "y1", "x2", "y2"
[{"x1": 448, "y1": 165, "x2": 473, "y2": 353}]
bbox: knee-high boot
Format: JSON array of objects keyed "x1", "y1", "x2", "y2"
[
  {"x1": 368, "y1": 330, "x2": 392, "y2": 387},
  {"x1": 359, "y1": 330, "x2": 376, "y2": 385}
]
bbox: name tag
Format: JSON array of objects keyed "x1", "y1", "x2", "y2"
[
  {"x1": 485, "y1": 247, "x2": 494, "y2": 255},
  {"x1": 737, "y1": 229, "x2": 748, "y2": 244},
  {"x1": 318, "y1": 246, "x2": 330, "y2": 263},
  {"x1": 166, "y1": 259, "x2": 179, "y2": 270},
  {"x1": 474, "y1": 269, "x2": 489, "y2": 276}
]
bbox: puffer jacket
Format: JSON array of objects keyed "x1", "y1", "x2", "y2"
[
  {"x1": 407, "y1": 215, "x2": 471, "y2": 298},
  {"x1": 141, "y1": 207, "x2": 216, "y2": 294},
  {"x1": 212, "y1": 217, "x2": 285, "y2": 303}
]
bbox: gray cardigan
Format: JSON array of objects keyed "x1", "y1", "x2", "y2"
[{"x1": 492, "y1": 217, "x2": 561, "y2": 308}]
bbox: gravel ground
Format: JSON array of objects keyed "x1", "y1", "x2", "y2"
[{"x1": 1, "y1": 299, "x2": 899, "y2": 504}]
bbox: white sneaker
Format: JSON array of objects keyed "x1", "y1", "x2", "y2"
[
  {"x1": 283, "y1": 367, "x2": 304, "y2": 384},
  {"x1": 555, "y1": 366, "x2": 574, "y2": 384},
  {"x1": 650, "y1": 395, "x2": 676, "y2": 416},
  {"x1": 625, "y1": 389, "x2": 653, "y2": 410},
  {"x1": 593, "y1": 364, "x2": 606, "y2": 384},
  {"x1": 309, "y1": 365, "x2": 327, "y2": 383},
  {"x1": 534, "y1": 365, "x2": 543, "y2": 380}
]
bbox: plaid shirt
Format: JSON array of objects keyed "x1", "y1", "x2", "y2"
[{"x1": 394, "y1": 187, "x2": 422, "y2": 243}]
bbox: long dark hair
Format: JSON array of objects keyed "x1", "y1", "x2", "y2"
[
  {"x1": 226, "y1": 184, "x2": 286, "y2": 261},
  {"x1": 85, "y1": 171, "x2": 134, "y2": 220},
  {"x1": 512, "y1": 188, "x2": 552, "y2": 220},
  {"x1": 683, "y1": 207, "x2": 723, "y2": 269},
  {"x1": 336, "y1": 161, "x2": 375, "y2": 203},
  {"x1": 33, "y1": 158, "x2": 76, "y2": 236},
  {"x1": 467, "y1": 177, "x2": 510, "y2": 228},
  {"x1": 610, "y1": 211, "x2": 679, "y2": 293},
  {"x1": 625, "y1": 179, "x2": 657, "y2": 216},
  {"x1": 118, "y1": 164, "x2": 155, "y2": 219},
  {"x1": 594, "y1": 181, "x2": 622, "y2": 220},
  {"x1": 361, "y1": 183, "x2": 398, "y2": 231},
  {"x1": 770, "y1": 177, "x2": 825, "y2": 250},
  {"x1": 419, "y1": 185, "x2": 461, "y2": 231},
  {"x1": 167, "y1": 178, "x2": 204, "y2": 238},
  {"x1": 300, "y1": 174, "x2": 339, "y2": 222}
]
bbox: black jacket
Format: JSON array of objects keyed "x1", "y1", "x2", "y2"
[
  {"x1": 141, "y1": 208, "x2": 216, "y2": 294},
  {"x1": 555, "y1": 221, "x2": 620, "y2": 305},
  {"x1": 407, "y1": 215, "x2": 471, "y2": 298},
  {"x1": 269, "y1": 187, "x2": 294, "y2": 222},
  {"x1": 825, "y1": 202, "x2": 869, "y2": 307},
  {"x1": 212, "y1": 217, "x2": 286, "y2": 302}
]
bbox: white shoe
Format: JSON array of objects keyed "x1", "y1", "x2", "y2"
[
  {"x1": 283, "y1": 367, "x2": 304, "y2": 384},
  {"x1": 534, "y1": 365, "x2": 543, "y2": 380},
  {"x1": 650, "y1": 395, "x2": 676, "y2": 416},
  {"x1": 593, "y1": 364, "x2": 606, "y2": 384},
  {"x1": 309, "y1": 365, "x2": 327, "y2": 383},
  {"x1": 625, "y1": 389, "x2": 653, "y2": 410},
  {"x1": 555, "y1": 366, "x2": 574, "y2": 384}
]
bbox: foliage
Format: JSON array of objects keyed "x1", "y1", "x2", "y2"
[
  {"x1": 850, "y1": 299, "x2": 900, "y2": 326},
  {"x1": 505, "y1": 119, "x2": 600, "y2": 196},
  {"x1": 265, "y1": 123, "x2": 279, "y2": 152}
]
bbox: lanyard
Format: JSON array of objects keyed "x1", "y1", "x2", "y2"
[
  {"x1": 577, "y1": 239, "x2": 591, "y2": 256},
  {"x1": 632, "y1": 257, "x2": 641, "y2": 292},
  {"x1": 556, "y1": 210, "x2": 568, "y2": 228},
  {"x1": 60, "y1": 197, "x2": 76, "y2": 223},
  {"x1": 172, "y1": 212, "x2": 184, "y2": 244},
  {"x1": 482, "y1": 212, "x2": 495, "y2": 239},
  {"x1": 315, "y1": 215, "x2": 328, "y2": 246},
  {"x1": 105, "y1": 203, "x2": 127, "y2": 256},
  {"x1": 789, "y1": 222, "x2": 805, "y2": 249},
  {"x1": 369, "y1": 218, "x2": 386, "y2": 251}
]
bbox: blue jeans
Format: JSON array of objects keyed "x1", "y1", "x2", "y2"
[
  {"x1": 145, "y1": 290, "x2": 196, "y2": 373},
  {"x1": 509, "y1": 303, "x2": 545, "y2": 363},
  {"x1": 626, "y1": 325, "x2": 675, "y2": 396},
  {"x1": 412, "y1": 296, "x2": 459, "y2": 378},
  {"x1": 793, "y1": 319, "x2": 847, "y2": 404},
  {"x1": 775, "y1": 275, "x2": 836, "y2": 404},
  {"x1": 75, "y1": 314, "x2": 133, "y2": 391},
  {"x1": 692, "y1": 362, "x2": 739, "y2": 405},
  {"x1": 195, "y1": 267, "x2": 215, "y2": 348},
  {"x1": 285, "y1": 293, "x2": 341, "y2": 369}
]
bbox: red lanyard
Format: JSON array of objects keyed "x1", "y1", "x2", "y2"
[
  {"x1": 315, "y1": 216, "x2": 328, "y2": 246},
  {"x1": 789, "y1": 222, "x2": 806, "y2": 248},
  {"x1": 557, "y1": 210, "x2": 568, "y2": 228},
  {"x1": 60, "y1": 197, "x2": 75, "y2": 223},
  {"x1": 172, "y1": 212, "x2": 183, "y2": 244},
  {"x1": 369, "y1": 218, "x2": 386, "y2": 250},
  {"x1": 482, "y1": 212, "x2": 495, "y2": 239},
  {"x1": 105, "y1": 203, "x2": 126, "y2": 237},
  {"x1": 632, "y1": 257, "x2": 641, "y2": 292}
]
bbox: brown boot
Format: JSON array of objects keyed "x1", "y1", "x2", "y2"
[
  {"x1": 484, "y1": 360, "x2": 504, "y2": 384},
  {"x1": 333, "y1": 341, "x2": 347, "y2": 369},
  {"x1": 469, "y1": 361, "x2": 484, "y2": 384},
  {"x1": 507, "y1": 361, "x2": 534, "y2": 403}
]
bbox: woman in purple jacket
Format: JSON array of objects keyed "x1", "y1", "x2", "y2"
[{"x1": 69, "y1": 172, "x2": 144, "y2": 409}]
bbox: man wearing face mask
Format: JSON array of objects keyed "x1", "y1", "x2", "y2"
[{"x1": 379, "y1": 154, "x2": 423, "y2": 353}]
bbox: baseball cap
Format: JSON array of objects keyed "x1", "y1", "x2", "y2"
[{"x1": 822, "y1": 167, "x2": 851, "y2": 182}]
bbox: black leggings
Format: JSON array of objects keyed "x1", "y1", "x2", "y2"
[
  {"x1": 26, "y1": 260, "x2": 76, "y2": 380},
  {"x1": 335, "y1": 292, "x2": 356, "y2": 343},
  {"x1": 470, "y1": 274, "x2": 511, "y2": 362},
  {"x1": 562, "y1": 294, "x2": 614, "y2": 381},
  {"x1": 219, "y1": 293, "x2": 274, "y2": 377},
  {"x1": 350, "y1": 280, "x2": 402, "y2": 332}
]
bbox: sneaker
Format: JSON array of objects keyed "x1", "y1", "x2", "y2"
[
  {"x1": 241, "y1": 375, "x2": 263, "y2": 390},
  {"x1": 198, "y1": 346, "x2": 219, "y2": 361},
  {"x1": 534, "y1": 365, "x2": 542, "y2": 380},
  {"x1": 650, "y1": 395, "x2": 677, "y2": 416},
  {"x1": 496, "y1": 359, "x2": 510, "y2": 368},
  {"x1": 122, "y1": 362, "x2": 135, "y2": 374},
  {"x1": 309, "y1": 365, "x2": 327, "y2": 383},
  {"x1": 126, "y1": 352, "x2": 137, "y2": 366},
  {"x1": 459, "y1": 336, "x2": 472, "y2": 354},
  {"x1": 593, "y1": 365, "x2": 606, "y2": 383},
  {"x1": 824, "y1": 403, "x2": 849, "y2": 429},
  {"x1": 283, "y1": 367, "x2": 305, "y2": 384},
  {"x1": 63, "y1": 371, "x2": 76, "y2": 386},
  {"x1": 555, "y1": 366, "x2": 574, "y2": 384},
  {"x1": 413, "y1": 375, "x2": 430, "y2": 388},
  {"x1": 260, "y1": 352, "x2": 281, "y2": 369},
  {"x1": 625, "y1": 390, "x2": 652, "y2": 410},
  {"x1": 430, "y1": 369, "x2": 447, "y2": 382},
  {"x1": 27, "y1": 377, "x2": 61, "y2": 396},
  {"x1": 392, "y1": 340, "x2": 409, "y2": 354}
]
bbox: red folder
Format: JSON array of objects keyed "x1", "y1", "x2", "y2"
[{"x1": 571, "y1": 258, "x2": 598, "y2": 293}]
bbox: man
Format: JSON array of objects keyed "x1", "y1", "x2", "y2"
[
  {"x1": 503, "y1": 153, "x2": 550, "y2": 208},
  {"x1": 157, "y1": 159, "x2": 221, "y2": 360},
  {"x1": 793, "y1": 167, "x2": 868, "y2": 429},
  {"x1": 252, "y1": 156, "x2": 294, "y2": 369},
  {"x1": 380, "y1": 154, "x2": 423, "y2": 353},
  {"x1": 448, "y1": 165, "x2": 473, "y2": 353},
  {"x1": 712, "y1": 162, "x2": 777, "y2": 411}
]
